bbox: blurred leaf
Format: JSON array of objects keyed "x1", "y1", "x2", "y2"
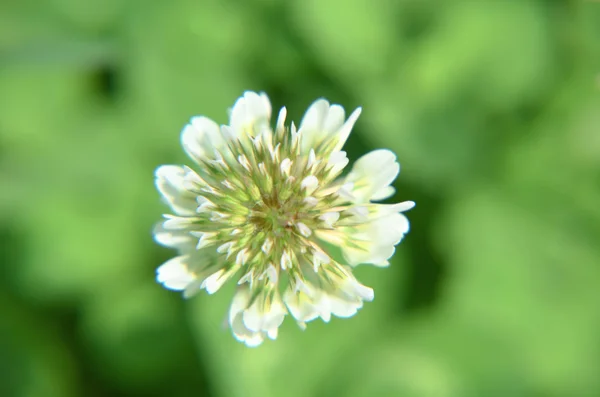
[
  {"x1": 290, "y1": 0, "x2": 396, "y2": 87},
  {"x1": 80, "y1": 284, "x2": 193, "y2": 391},
  {"x1": 46, "y1": 0, "x2": 124, "y2": 32},
  {"x1": 122, "y1": 0, "x2": 255, "y2": 153},
  {"x1": 353, "y1": 1, "x2": 556, "y2": 191},
  {"x1": 2, "y1": 103, "x2": 148, "y2": 300},
  {"x1": 336, "y1": 315, "x2": 530, "y2": 397},
  {"x1": 0, "y1": 295, "x2": 78, "y2": 397},
  {"x1": 407, "y1": 2, "x2": 554, "y2": 108},
  {"x1": 438, "y1": 186, "x2": 600, "y2": 396}
]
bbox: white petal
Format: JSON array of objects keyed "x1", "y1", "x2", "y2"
[
  {"x1": 162, "y1": 215, "x2": 194, "y2": 230},
  {"x1": 341, "y1": 212, "x2": 410, "y2": 266},
  {"x1": 367, "y1": 201, "x2": 415, "y2": 219},
  {"x1": 276, "y1": 107, "x2": 287, "y2": 133},
  {"x1": 394, "y1": 200, "x2": 416, "y2": 212},
  {"x1": 347, "y1": 206, "x2": 369, "y2": 220},
  {"x1": 332, "y1": 107, "x2": 361, "y2": 153},
  {"x1": 280, "y1": 158, "x2": 292, "y2": 175},
  {"x1": 323, "y1": 105, "x2": 346, "y2": 134},
  {"x1": 229, "y1": 287, "x2": 265, "y2": 346},
  {"x1": 327, "y1": 295, "x2": 361, "y2": 318},
  {"x1": 298, "y1": 99, "x2": 331, "y2": 154},
  {"x1": 153, "y1": 223, "x2": 196, "y2": 251},
  {"x1": 261, "y1": 238, "x2": 273, "y2": 254},
  {"x1": 293, "y1": 275, "x2": 311, "y2": 295},
  {"x1": 374, "y1": 212, "x2": 410, "y2": 245},
  {"x1": 303, "y1": 196, "x2": 318, "y2": 207},
  {"x1": 319, "y1": 211, "x2": 340, "y2": 227},
  {"x1": 298, "y1": 99, "x2": 330, "y2": 148},
  {"x1": 237, "y1": 154, "x2": 252, "y2": 172},
  {"x1": 217, "y1": 242, "x2": 234, "y2": 255},
  {"x1": 267, "y1": 328, "x2": 279, "y2": 340},
  {"x1": 313, "y1": 295, "x2": 332, "y2": 322},
  {"x1": 180, "y1": 116, "x2": 222, "y2": 163},
  {"x1": 230, "y1": 313, "x2": 252, "y2": 341},
  {"x1": 229, "y1": 91, "x2": 272, "y2": 138},
  {"x1": 201, "y1": 269, "x2": 229, "y2": 294},
  {"x1": 296, "y1": 321, "x2": 307, "y2": 330},
  {"x1": 346, "y1": 149, "x2": 400, "y2": 203},
  {"x1": 262, "y1": 311, "x2": 286, "y2": 332},
  {"x1": 244, "y1": 334, "x2": 265, "y2": 347},
  {"x1": 183, "y1": 279, "x2": 204, "y2": 298},
  {"x1": 156, "y1": 255, "x2": 196, "y2": 291},
  {"x1": 229, "y1": 286, "x2": 286, "y2": 347},
  {"x1": 370, "y1": 186, "x2": 396, "y2": 201},
  {"x1": 229, "y1": 286, "x2": 250, "y2": 323},
  {"x1": 328, "y1": 151, "x2": 349, "y2": 174},
  {"x1": 181, "y1": 166, "x2": 206, "y2": 191},
  {"x1": 342, "y1": 244, "x2": 395, "y2": 268},
  {"x1": 307, "y1": 149, "x2": 317, "y2": 168},
  {"x1": 336, "y1": 182, "x2": 355, "y2": 201},
  {"x1": 348, "y1": 280, "x2": 375, "y2": 301},
  {"x1": 242, "y1": 289, "x2": 287, "y2": 335},
  {"x1": 308, "y1": 266, "x2": 374, "y2": 320},
  {"x1": 196, "y1": 196, "x2": 215, "y2": 213},
  {"x1": 155, "y1": 165, "x2": 198, "y2": 215},
  {"x1": 193, "y1": 231, "x2": 216, "y2": 249},
  {"x1": 240, "y1": 308, "x2": 263, "y2": 334},
  {"x1": 236, "y1": 249, "x2": 250, "y2": 266},
  {"x1": 280, "y1": 251, "x2": 292, "y2": 270},
  {"x1": 242, "y1": 299, "x2": 267, "y2": 332},
  {"x1": 298, "y1": 99, "x2": 361, "y2": 155},
  {"x1": 296, "y1": 222, "x2": 312, "y2": 237},
  {"x1": 265, "y1": 264, "x2": 278, "y2": 283},
  {"x1": 283, "y1": 287, "x2": 320, "y2": 323},
  {"x1": 301, "y1": 175, "x2": 319, "y2": 194}
]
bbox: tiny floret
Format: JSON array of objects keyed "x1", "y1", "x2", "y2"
[{"x1": 154, "y1": 91, "x2": 414, "y2": 346}]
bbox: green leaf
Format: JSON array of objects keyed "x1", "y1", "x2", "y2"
[{"x1": 438, "y1": 186, "x2": 600, "y2": 396}]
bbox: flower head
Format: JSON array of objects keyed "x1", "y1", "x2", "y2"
[{"x1": 154, "y1": 92, "x2": 414, "y2": 346}]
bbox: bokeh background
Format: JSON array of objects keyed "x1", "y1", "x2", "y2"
[{"x1": 2, "y1": 0, "x2": 600, "y2": 396}]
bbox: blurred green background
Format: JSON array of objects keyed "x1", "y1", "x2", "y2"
[{"x1": 1, "y1": 0, "x2": 600, "y2": 396}]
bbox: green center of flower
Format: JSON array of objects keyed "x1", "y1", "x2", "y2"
[
  {"x1": 181, "y1": 124, "x2": 352, "y2": 283},
  {"x1": 250, "y1": 199, "x2": 294, "y2": 235}
]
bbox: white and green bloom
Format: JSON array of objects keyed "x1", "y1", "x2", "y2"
[{"x1": 154, "y1": 92, "x2": 414, "y2": 346}]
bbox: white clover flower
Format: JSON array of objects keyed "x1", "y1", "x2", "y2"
[{"x1": 154, "y1": 92, "x2": 414, "y2": 346}]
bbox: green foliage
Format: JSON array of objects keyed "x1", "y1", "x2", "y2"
[{"x1": 1, "y1": 0, "x2": 599, "y2": 396}]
